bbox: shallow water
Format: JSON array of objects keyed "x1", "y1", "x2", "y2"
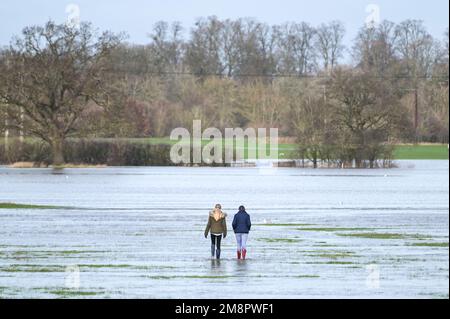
[{"x1": 0, "y1": 160, "x2": 448, "y2": 298}]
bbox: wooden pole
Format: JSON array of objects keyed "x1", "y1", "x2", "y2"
[
  {"x1": 19, "y1": 107, "x2": 24, "y2": 143},
  {"x1": 4, "y1": 116, "x2": 8, "y2": 148},
  {"x1": 414, "y1": 87, "x2": 419, "y2": 143}
]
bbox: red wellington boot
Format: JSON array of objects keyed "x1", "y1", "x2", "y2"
[
  {"x1": 242, "y1": 249, "x2": 247, "y2": 260},
  {"x1": 237, "y1": 250, "x2": 241, "y2": 260}
]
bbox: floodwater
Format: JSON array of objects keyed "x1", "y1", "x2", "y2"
[{"x1": 0, "y1": 160, "x2": 448, "y2": 299}]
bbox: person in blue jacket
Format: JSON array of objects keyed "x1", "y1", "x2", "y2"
[{"x1": 232, "y1": 205, "x2": 251, "y2": 260}]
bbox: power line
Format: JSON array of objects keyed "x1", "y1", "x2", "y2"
[{"x1": 104, "y1": 68, "x2": 450, "y2": 80}]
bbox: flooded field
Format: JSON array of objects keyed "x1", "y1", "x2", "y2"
[{"x1": 0, "y1": 160, "x2": 448, "y2": 298}]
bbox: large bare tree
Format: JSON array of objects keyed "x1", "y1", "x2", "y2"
[
  {"x1": 0, "y1": 21, "x2": 122, "y2": 165},
  {"x1": 328, "y1": 68, "x2": 402, "y2": 167}
]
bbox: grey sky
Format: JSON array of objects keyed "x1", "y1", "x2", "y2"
[{"x1": 0, "y1": 0, "x2": 448, "y2": 49}]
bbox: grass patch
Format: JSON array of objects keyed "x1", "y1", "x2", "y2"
[
  {"x1": 312, "y1": 252, "x2": 357, "y2": 259},
  {"x1": 304, "y1": 249, "x2": 358, "y2": 260},
  {"x1": 185, "y1": 275, "x2": 233, "y2": 279},
  {"x1": 145, "y1": 275, "x2": 175, "y2": 280},
  {"x1": 138, "y1": 139, "x2": 450, "y2": 160},
  {"x1": 79, "y1": 264, "x2": 133, "y2": 269},
  {"x1": 409, "y1": 242, "x2": 449, "y2": 247},
  {"x1": 306, "y1": 261, "x2": 357, "y2": 265},
  {"x1": 49, "y1": 289, "x2": 99, "y2": 297},
  {"x1": 257, "y1": 238, "x2": 302, "y2": 243},
  {"x1": 255, "y1": 223, "x2": 313, "y2": 227},
  {"x1": 337, "y1": 233, "x2": 407, "y2": 239},
  {"x1": 297, "y1": 227, "x2": 372, "y2": 232},
  {"x1": 146, "y1": 275, "x2": 232, "y2": 280},
  {"x1": 55, "y1": 250, "x2": 104, "y2": 255},
  {"x1": 393, "y1": 144, "x2": 449, "y2": 160},
  {"x1": 2, "y1": 250, "x2": 106, "y2": 259},
  {"x1": 121, "y1": 140, "x2": 450, "y2": 160},
  {"x1": 338, "y1": 232, "x2": 432, "y2": 240},
  {"x1": 0, "y1": 263, "x2": 175, "y2": 273},
  {"x1": 0, "y1": 265, "x2": 66, "y2": 272},
  {"x1": 79, "y1": 264, "x2": 175, "y2": 270},
  {"x1": 386, "y1": 257, "x2": 423, "y2": 263},
  {"x1": 313, "y1": 244, "x2": 338, "y2": 247},
  {"x1": 0, "y1": 202, "x2": 62, "y2": 209}
]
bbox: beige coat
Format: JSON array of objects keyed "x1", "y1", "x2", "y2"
[{"x1": 204, "y1": 210, "x2": 227, "y2": 237}]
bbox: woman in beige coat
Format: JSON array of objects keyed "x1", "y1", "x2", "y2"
[{"x1": 204, "y1": 204, "x2": 227, "y2": 259}]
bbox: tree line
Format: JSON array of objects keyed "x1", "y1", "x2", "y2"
[{"x1": 0, "y1": 17, "x2": 448, "y2": 166}]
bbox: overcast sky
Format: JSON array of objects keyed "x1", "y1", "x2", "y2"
[{"x1": 0, "y1": 0, "x2": 448, "y2": 48}]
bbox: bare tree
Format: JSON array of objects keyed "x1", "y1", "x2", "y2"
[
  {"x1": 353, "y1": 20, "x2": 398, "y2": 75},
  {"x1": 315, "y1": 21, "x2": 345, "y2": 72},
  {"x1": 222, "y1": 20, "x2": 240, "y2": 77},
  {"x1": 148, "y1": 21, "x2": 184, "y2": 73},
  {"x1": 394, "y1": 20, "x2": 440, "y2": 78},
  {"x1": 275, "y1": 22, "x2": 317, "y2": 75},
  {"x1": 185, "y1": 16, "x2": 224, "y2": 77},
  {"x1": 0, "y1": 21, "x2": 123, "y2": 165},
  {"x1": 328, "y1": 68, "x2": 401, "y2": 167},
  {"x1": 291, "y1": 81, "x2": 334, "y2": 167}
]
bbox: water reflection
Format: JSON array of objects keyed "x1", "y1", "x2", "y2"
[
  {"x1": 234, "y1": 259, "x2": 248, "y2": 276},
  {"x1": 51, "y1": 168, "x2": 65, "y2": 174},
  {"x1": 210, "y1": 259, "x2": 221, "y2": 269}
]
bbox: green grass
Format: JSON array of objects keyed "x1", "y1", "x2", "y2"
[
  {"x1": 306, "y1": 261, "x2": 357, "y2": 265},
  {"x1": 336, "y1": 232, "x2": 431, "y2": 240},
  {"x1": 146, "y1": 275, "x2": 233, "y2": 280},
  {"x1": 184, "y1": 275, "x2": 233, "y2": 279},
  {"x1": 78, "y1": 264, "x2": 175, "y2": 270},
  {"x1": 393, "y1": 144, "x2": 448, "y2": 160},
  {"x1": 255, "y1": 223, "x2": 314, "y2": 227},
  {"x1": 3, "y1": 137, "x2": 447, "y2": 160},
  {"x1": 313, "y1": 244, "x2": 338, "y2": 247},
  {"x1": 0, "y1": 263, "x2": 176, "y2": 273},
  {"x1": 62, "y1": 250, "x2": 104, "y2": 254},
  {"x1": 303, "y1": 249, "x2": 358, "y2": 260},
  {"x1": 0, "y1": 265, "x2": 66, "y2": 272},
  {"x1": 159, "y1": 139, "x2": 448, "y2": 160},
  {"x1": 337, "y1": 232, "x2": 406, "y2": 239},
  {"x1": 79, "y1": 264, "x2": 133, "y2": 269},
  {"x1": 409, "y1": 242, "x2": 449, "y2": 247},
  {"x1": 311, "y1": 252, "x2": 357, "y2": 259},
  {"x1": 0, "y1": 250, "x2": 106, "y2": 259},
  {"x1": 145, "y1": 275, "x2": 175, "y2": 280},
  {"x1": 49, "y1": 289, "x2": 99, "y2": 297},
  {"x1": 146, "y1": 138, "x2": 448, "y2": 160},
  {"x1": 257, "y1": 238, "x2": 302, "y2": 243},
  {"x1": 0, "y1": 203, "x2": 62, "y2": 209},
  {"x1": 297, "y1": 227, "x2": 373, "y2": 232}
]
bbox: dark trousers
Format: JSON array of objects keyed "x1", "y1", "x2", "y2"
[{"x1": 211, "y1": 234, "x2": 222, "y2": 250}]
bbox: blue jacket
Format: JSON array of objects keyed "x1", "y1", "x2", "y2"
[{"x1": 232, "y1": 211, "x2": 251, "y2": 234}]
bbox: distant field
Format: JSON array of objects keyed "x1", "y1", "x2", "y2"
[
  {"x1": 393, "y1": 144, "x2": 449, "y2": 160},
  {"x1": 143, "y1": 139, "x2": 449, "y2": 160},
  {"x1": 1, "y1": 137, "x2": 448, "y2": 160}
]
